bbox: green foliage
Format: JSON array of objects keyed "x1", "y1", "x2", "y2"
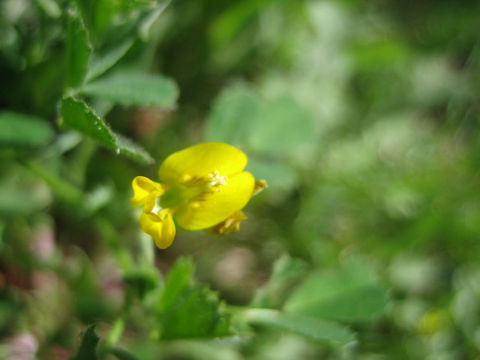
[
  {"x1": 206, "y1": 84, "x2": 316, "y2": 157},
  {"x1": 206, "y1": 84, "x2": 259, "y2": 147},
  {"x1": 284, "y1": 260, "x2": 388, "y2": 322},
  {"x1": 87, "y1": 39, "x2": 135, "y2": 82},
  {"x1": 156, "y1": 258, "x2": 232, "y2": 339},
  {"x1": 66, "y1": 9, "x2": 92, "y2": 89},
  {"x1": 2, "y1": 0, "x2": 480, "y2": 359},
  {"x1": 206, "y1": 83, "x2": 314, "y2": 203},
  {"x1": 70, "y1": 325, "x2": 99, "y2": 360},
  {"x1": 248, "y1": 257, "x2": 384, "y2": 344},
  {"x1": 60, "y1": 97, "x2": 153, "y2": 164},
  {"x1": 0, "y1": 111, "x2": 54, "y2": 147},
  {"x1": 252, "y1": 255, "x2": 308, "y2": 308},
  {"x1": 243, "y1": 309, "x2": 355, "y2": 345},
  {"x1": 59, "y1": 1, "x2": 176, "y2": 164},
  {"x1": 60, "y1": 97, "x2": 116, "y2": 148},
  {"x1": 81, "y1": 73, "x2": 179, "y2": 108}
]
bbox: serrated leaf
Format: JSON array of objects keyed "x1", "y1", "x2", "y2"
[
  {"x1": 115, "y1": 134, "x2": 154, "y2": 165},
  {"x1": 156, "y1": 258, "x2": 232, "y2": 339},
  {"x1": 61, "y1": 97, "x2": 116, "y2": 146},
  {"x1": 244, "y1": 309, "x2": 355, "y2": 345},
  {"x1": 284, "y1": 260, "x2": 388, "y2": 322},
  {"x1": 60, "y1": 97, "x2": 153, "y2": 164},
  {"x1": 71, "y1": 325, "x2": 99, "y2": 360},
  {"x1": 66, "y1": 9, "x2": 91, "y2": 88},
  {"x1": 159, "y1": 286, "x2": 232, "y2": 339},
  {"x1": 81, "y1": 73, "x2": 179, "y2": 108},
  {"x1": 158, "y1": 258, "x2": 194, "y2": 313},
  {"x1": 0, "y1": 111, "x2": 54, "y2": 146},
  {"x1": 87, "y1": 38, "x2": 135, "y2": 82}
]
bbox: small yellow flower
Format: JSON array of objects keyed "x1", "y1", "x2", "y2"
[{"x1": 131, "y1": 142, "x2": 266, "y2": 249}]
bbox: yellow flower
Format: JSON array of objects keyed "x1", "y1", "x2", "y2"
[{"x1": 131, "y1": 142, "x2": 267, "y2": 249}]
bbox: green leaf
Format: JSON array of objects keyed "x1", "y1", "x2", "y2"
[
  {"x1": 158, "y1": 257, "x2": 194, "y2": 313},
  {"x1": 251, "y1": 255, "x2": 309, "y2": 308},
  {"x1": 205, "y1": 84, "x2": 316, "y2": 158},
  {"x1": 156, "y1": 258, "x2": 232, "y2": 339},
  {"x1": 284, "y1": 260, "x2": 388, "y2": 322},
  {"x1": 60, "y1": 97, "x2": 153, "y2": 164},
  {"x1": 159, "y1": 286, "x2": 232, "y2": 340},
  {"x1": 139, "y1": 1, "x2": 171, "y2": 40},
  {"x1": 71, "y1": 325, "x2": 99, "y2": 360},
  {"x1": 87, "y1": 38, "x2": 135, "y2": 82},
  {"x1": 115, "y1": 134, "x2": 154, "y2": 166},
  {"x1": 206, "y1": 83, "x2": 260, "y2": 147},
  {"x1": 81, "y1": 73, "x2": 179, "y2": 108},
  {"x1": 243, "y1": 308, "x2": 355, "y2": 345},
  {"x1": 66, "y1": 9, "x2": 91, "y2": 89},
  {"x1": 60, "y1": 97, "x2": 116, "y2": 147},
  {"x1": 250, "y1": 95, "x2": 316, "y2": 154},
  {"x1": 0, "y1": 111, "x2": 54, "y2": 146}
]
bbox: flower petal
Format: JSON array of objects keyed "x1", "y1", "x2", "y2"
[
  {"x1": 131, "y1": 176, "x2": 164, "y2": 207},
  {"x1": 174, "y1": 171, "x2": 255, "y2": 230},
  {"x1": 158, "y1": 142, "x2": 248, "y2": 184},
  {"x1": 139, "y1": 210, "x2": 176, "y2": 249}
]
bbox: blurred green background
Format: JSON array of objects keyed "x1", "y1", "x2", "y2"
[{"x1": 1, "y1": 0, "x2": 480, "y2": 359}]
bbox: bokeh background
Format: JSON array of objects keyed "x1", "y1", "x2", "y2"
[{"x1": 1, "y1": 0, "x2": 480, "y2": 359}]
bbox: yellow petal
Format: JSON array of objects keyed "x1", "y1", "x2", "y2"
[
  {"x1": 174, "y1": 171, "x2": 255, "y2": 230},
  {"x1": 158, "y1": 142, "x2": 248, "y2": 184},
  {"x1": 131, "y1": 176, "x2": 164, "y2": 207},
  {"x1": 139, "y1": 210, "x2": 176, "y2": 249}
]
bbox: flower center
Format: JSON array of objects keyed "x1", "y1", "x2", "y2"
[{"x1": 157, "y1": 170, "x2": 227, "y2": 211}]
